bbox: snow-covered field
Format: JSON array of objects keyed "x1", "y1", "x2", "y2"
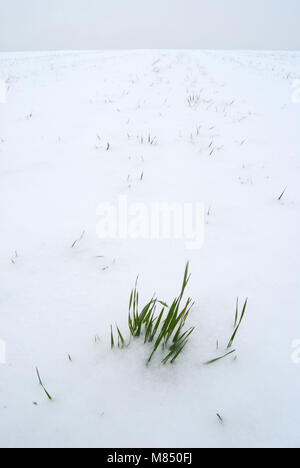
[{"x1": 0, "y1": 50, "x2": 299, "y2": 448}]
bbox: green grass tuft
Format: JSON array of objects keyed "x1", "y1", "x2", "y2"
[{"x1": 111, "y1": 263, "x2": 195, "y2": 365}]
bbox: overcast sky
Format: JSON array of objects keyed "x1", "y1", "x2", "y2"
[{"x1": 0, "y1": 0, "x2": 300, "y2": 52}]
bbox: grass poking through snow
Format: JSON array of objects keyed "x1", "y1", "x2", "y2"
[
  {"x1": 204, "y1": 349, "x2": 236, "y2": 366},
  {"x1": 110, "y1": 267, "x2": 249, "y2": 368},
  {"x1": 110, "y1": 263, "x2": 195, "y2": 365},
  {"x1": 278, "y1": 186, "x2": 287, "y2": 201},
  {"x1": 204, "y1": 297, "x2": 248, "y2": 365},
  {"x1": 71, "y1": 230, "x2": 85, "y2": 248},
  {"x1": 36, "y1": 367, "x2": 53, "y2": 401},
  {"x1": 227, "y1": 298, "x2": 248, "y2": 349}
]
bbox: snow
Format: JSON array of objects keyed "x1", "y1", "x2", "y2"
[{"x1": 0, "y1": 50, "x2": 299, "y2": 448}]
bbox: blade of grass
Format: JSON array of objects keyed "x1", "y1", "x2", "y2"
[
  {"x1": 180, "y1": 262, "x2": 191, "y2": 298},
  {"x1": 110, "y1": 325, "x2": 115, "y2": 349},
  {"x1": 234, "y1": 297, "x2": 239, "y2": 328},
  {"x1": 204, "y1": 349, "x2": 236, "y2": 365},
  {"x1": 278, "y1": 186, "x2": 287, "y2": 201},
  {"x1": 149, "y1": 308, "x2": 164, "y2": 342},
  {"x1": 162, "y1": 338, "x2": 188, "y2": 364},
  {"x1": 172, "y1": 327, "x2": 195, "y2": 348},
  {"x1": 147, "y1": 301, "x2": 178, "y2": 363},
  {"x1": 36, "y1": 367, "x2": 52, "y2": 400},
  {"x1": 71, "y1": 230, "x2": 85, "y2": 248},
  {"x1": 116, "y1": 326, "x2": 125, "y2": 347},
  {"x1": 227, "y1": 298, "x2": 248, "y2": 349},
  {"x1": 170, "y1": 340, "x2": 189, "y2": 364}
]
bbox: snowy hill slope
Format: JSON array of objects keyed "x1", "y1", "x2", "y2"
[{"x1": 0, "y1": 50, "x2": 299, "y2": 448}]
